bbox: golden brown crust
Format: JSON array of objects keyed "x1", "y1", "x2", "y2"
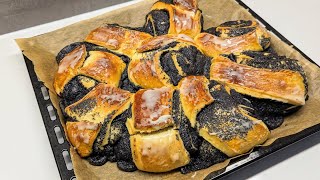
[
  {"x1": 130, "y1": 128, "x2": 190, "y2": 172},
  {"x1": 53, "y1": 47, "x2": 126, "y2": 97},
  {"x1": 151, "y1": 2, "x2": 202, "y2": 38},
  {"x1": 129, "y1": 35, "x2": 197, "y2": 89},
  {"x1": 54, "y1": 45, "x2": 87, "y2": 95},
  {"x1": 194, "y1": 22, "x2": 270, "y2": 57},
  {"x1": 66, "y1": 121, "x2": 101, "y2": 157},
  {"x1": 85, "y1": 25, "x2": 152, "y2": 57},
  {"x1": 65, "y1": 83, "x2": 133, "y2": 123},
  {"x1": 210, "y1": 56, "x2": 306, "y2": 105},
  {"x1": 85, "y1": 25, "x2": 126, "y2": 49},
  {"x1": 194, "y1": 31, "x2": 262, "y2": 58},
  {"x1": 128, "y1": 87, "x2": 174, "y2": 134},
  {"x1": 128, "y1": 53, "x2": 165, "y2": 89},
  {"x1": 79, "y1": 51, "x2": 126, "y2": 87},
  {"x1": 178, "y1": 76, "x2": 213, "y2": 127}
]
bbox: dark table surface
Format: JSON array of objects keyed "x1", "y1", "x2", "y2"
[{"x1": 0, "y1": 0, "x2": 132, "y2": 35}]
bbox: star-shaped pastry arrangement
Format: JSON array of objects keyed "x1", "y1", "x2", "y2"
[{"x1": 54, "y1": 0, "x2": 308, "y2": 174}]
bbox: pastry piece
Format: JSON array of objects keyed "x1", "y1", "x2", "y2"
[
  {"x1": 65, "y1": 83, "x2": 132, "y2": 123},
  {"x1": 197, "y1": 83, "x2": 270, "y2": 157},
  {"x1": 128, "y1": 35, "x2": 192, "y2": 89},
  {"x1": 136, "y1": 34, "x2": 196, "y2": 53},
  {"x1": 235, "y1": 51, "x2": 308, "y2": 94},
  {"x1": 85, "y1": 24, "x2": 152, "y2": 57},
  {"x1": 56, "y1": 42, "x2": 95, "y2": 64},
  {"x1": 78, "y1": 51, "x2": 126, "y2": 87},
  {"x1": 195, "y1": 20, "x2": 270, "y2": 58},
  {"x1": 54, "y1": 44, "x2": 87, "y2": 96},
  {"x1": 61, "y1": 75, "x2": 98, "y2": 107},
  {"x1": 230, "y1": 51, "x2": 308, "y2": 129},
  {"x1": 128, "y1": 53, "x2": 165, "y2": 89},
  {"x1": 118, "y1": 63, "x2": 142, "y2": 93},
  {"x1": 210, "y1": 56, "x2": 306, "y2": 106},
  {"x1": 126, "y1": 87, "x2": 190, "y2": 172},
  {"x1": 87, "y1": 106, "x2": 137, "y2": 172},
  {"x1": 66, "y1": 121, "x2": 101, "y2": 157},
  {"x1": 54, "y1": 42, "x2": 128, "y2": 101},
  {"x1": 144, "y1": 0, "x2": 203, "y2": 37},
  {"x1": 130, "y1": 128, "x2": 190, "y2": 172},
  {"x1": 178, "y1": 76, "x2": 213, "y2": 127},
  {"x1": 127, "y1": 87, "x2": 174, "y2": 134},
  {"x1": 153, "y1": 41, "x2": 211, "y2": 86},
  {"x1": 129, "y1": 34, "x2": 203, "y2": 89},
  {"x1": 171, "y1": 88, "x2": 227, "y2": 174},
  {"x1": 65, "y1": 84, "x2": 133, "y2": 147},
  {"x1": 172, "y1": 90, "x2": 201, "y2": 155}
]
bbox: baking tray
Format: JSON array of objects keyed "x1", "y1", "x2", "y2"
[{"x1": 22, "y1": 0, "x2": 320, "y2": 180}]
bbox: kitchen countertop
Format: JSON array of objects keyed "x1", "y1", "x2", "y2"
[
  {"x1": 0, "y1": 0, "x2": 319, "y2": 179},
  {"x1": 0, "y1": 0, "x2": 132, "y2": 35}
]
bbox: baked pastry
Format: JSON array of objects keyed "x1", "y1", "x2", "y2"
[
  {"x1": 195, "y1": 20, "x2": 270, "y2": 58},
  {"x1": 53, "y1": 0, "x2": 308, "y2": 174},
  {"x1": 144, "y1": 0, "x2": 203, "y2": 37}
]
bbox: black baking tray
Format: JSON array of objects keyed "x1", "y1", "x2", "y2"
[{"x1": 23, "y1": 0, "x2": 320, "y2": 180}]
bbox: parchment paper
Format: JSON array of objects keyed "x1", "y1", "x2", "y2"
[{"x1": 15, "y1": 0, "x2": 320, "y2": 179}]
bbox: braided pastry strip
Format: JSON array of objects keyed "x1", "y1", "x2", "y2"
[
  {"x1": 144, "y1": 0, "x2": 202, "y2": 37},
  {"x1": 195, "y1": 20, "x2": 270, "y2": 58}
]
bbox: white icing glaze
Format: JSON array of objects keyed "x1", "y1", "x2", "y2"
[
  {"x1": 141, "y1": 87, "x2": 170, "y2": 110},
  {"x1": 150, "y1": 62, "x2": 157, "y2": 74},
  {"x1": 72, "y1": 131, "x2": 91, "y2": 145},
  {"x1": 81, "y1": 133, "x2": 90, "y2": 144},
  {"x1": 180, "y1": 77, "x2": 199, "y2": 103},
  {"x1": 228, "y1": 69, "x2": 242, "y2": 78},
  {"x1": 174, "y1": 0, "x2": 197, "y2": 11},
  {"x1": 85, "y1": 57, "x2": 111, "y2": 76},
  {"x1": 170, "y1": 153, "x2": 180, "y2": 162},
  {"x1": 141, "y1": 89, "x2": 161, "y2": 110},
  {"x1": 191, "y1": 172, "x2": 197, "y2": 178},
  {"x1": 77, "y1": 122, "x2": 99, "y2": 131},
  {"x1": 200, "y1": 33, "x2": 253, "y2": 53},
  {"x1": 149, "y1": 115, "x2": 172, "y2": 125},
  {"x1": 107, "y1": 39, "x2": 119, "y2": 47},
  {"x1": 140, "y1": 88, "x2": 172, "y2": 126},
  {"x1": 241, "y1": 121, "x2": 251, "y2": 129},
  {"x1": 209, "y1": 132, "x2": 217, "y2": 136},
  {"x1": 213, "y1": 35, "x2": 245, "y2": 48},
  {"x1": 58, "y1": 46, "x2": 85, "y2": 73},
  {"x1": 173, "y1": 10, "x2": 195, "y2": 32},
  {"x1": 101, "y1": 93, "x2": 126, "y2": 102},
  {"x1": 100, "y1": 86, "x2": 129, "y2": 104},
  {"x1": 131, "y1": 60, "x2": 157, "y2": 76}
]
